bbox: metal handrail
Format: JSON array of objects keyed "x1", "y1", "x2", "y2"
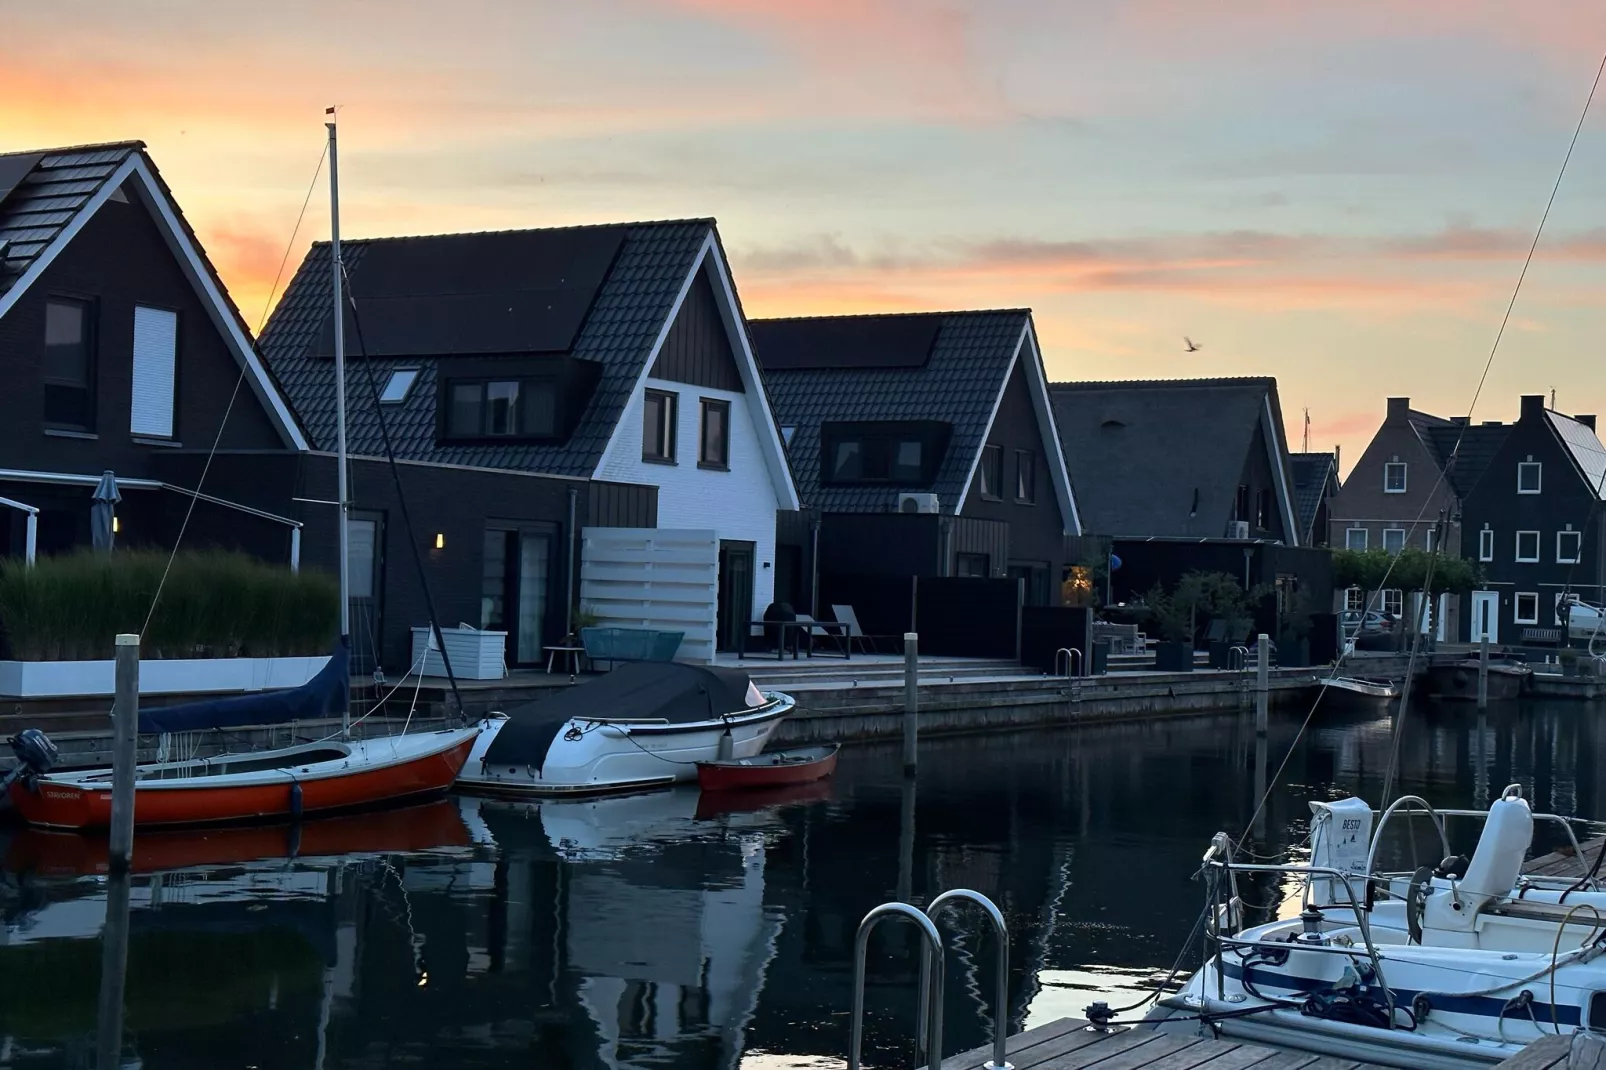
[
  {"x1": 1390, "y1": 807, "x2": 1593, "y2": 883},
  {"x1": 1054, "y1": 647, "x2": 1082, "y2": 678},
  {"x1": 1363, "y1": 795, "x2": 1454, "y2": 878},
  {"x1": 1228, "y1": 645, "x2": 1250, "y2": 672},
  {"x1": 1200, "y1": 853, "x2": 1394, "y2": 1023},
  {"x1": 849, "y1": 903, "x2": 945, "y2": 1070},
  {"x1": 926, "y1": 889, "x2": 1013, "y2": 1070}
]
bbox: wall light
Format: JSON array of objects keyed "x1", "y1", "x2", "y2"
[
  {"x1": 112, "y1": 516, "x2": 120, "y2": 534},
  {"x1": 434, "y1": 533, "x2": 445, "y2": 550}
]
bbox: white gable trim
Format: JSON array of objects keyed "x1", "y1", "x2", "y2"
[
  {"x1": 1261, "y1": 395, "x2": 1300, "y2": 547},
  {"x1": 592, "y1": 230, "x2": 800, "y2": 510},
  {"x1": 1021, "y1": 322, "x2": 1082, "y2": 535},
  {"x1": 0, "y1": 153, "x2": 309, "y2": 450},
  {"x1": 953, "y1": 325, "x2": 1024, "y2": 517}
]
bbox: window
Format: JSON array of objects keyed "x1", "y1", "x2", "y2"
[
  {"x1": 380, "y1": 367, "x2": 420, "y2": 403},
  {"x1": 129, "y1": 305, "x2": 177, "y2": 439},
  {"x1": 643, "y1": 388, "x2": 677, "y2": 461},
  {"x1": 1235, "y1": 484, "x2": 1250, "y2": 522},
  {"x1": 1479, "y1": 527, "x2": 1495, "y2": 562},
  {"x1": 1425, "y1": 527, "x2": 1436, "y2": 553},
  {"x1": 1382, "y1": 589, "x2": 1403, "y2": 617},
  {"x1": 1515, "y1": 592, "x2": 1540, "y2": 625},
  {"x1": 445, "y1": 378, "x2": 556, "y2": 439},
  {"x1": 979, "y1": 445, "x2": 1004, "y2": 499},
  {"x1": 1516, "y1": 530, "x2": 1540, "y2": 563},
  {"x1": 1345, "y1": 528, "x2": 1368, "y2": 551},
  {"x1": 956, "y1": 552, "x2": 989, "y2": 578},
  {"x1": 1383, "y1": 528, "x2": 1405, "y2": 556},
  {"x1": 781, "y1": 425, "x2": 796, "y2": 447},
  {"x1": 698, "y1": 398, "x2": 729, "y2": 469},
  {"x1": 820, "y1": 420, "x2": 949, "y2": 486},
  {"x1": 1558, "y1": 529, "x2": 1582, "y2": 564},
  {"x1": 1384, "y1": 461, "x2": 1407, "y2": 494},
  {"x1": 44, "y1": 297, "x2": 95, "y2": 429},
  {"x1": 1256, "y1": 488, "x2": 1272, "y2": 530},
  {"x1": 1345, "y1": 587, "x2": 1365, "y2": 612},
  {"x1": 1015, "y1": 450, "x2": 1037, "y2": 504},
  {"x1": 1518, "y1": 461, "x2": 1542, "y2": 494}
]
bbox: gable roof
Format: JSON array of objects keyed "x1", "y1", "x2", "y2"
[
  {"x1": 1417, "y1": 421, "x2": 1511, "y2": 498},
  {"x1": 1546, "y1": 411, "x2": 1606, "y2": 501},
  {"x1": 1289, "y1": 451, "x2": 1338, "y2": 545},
  {"x1": 753, "y1": 309, "x2": 1079, "y2": 532},
  {"x1": 0, "y1": 141, "x2": 308, "y2": 449},
  {"x1": 1049, "y1": 377, "x2": 1299, "y2": 542}
]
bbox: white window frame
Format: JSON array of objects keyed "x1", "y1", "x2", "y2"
[
  {"x1": 1514, "y1": 591, "x2": 1540, "y2": 626},
  {"x1": 1345, "y1": 587, "x2": 1365, "y2": 612},
  {"x1": 1345, "y1": 528, "x2": 1368, "y2": 551},
  {"x1": 1425, "y1": 527, "x2": 1436, "y2": 553},
  {"x1": 1381, "y1": 589, "x2": 1403, "y2": 617},
  {"x1": 1557, "y1": 529, "x2": 1582, "y2": 564},
  {"x1": 1384, "y1": 461, "x2": 1407, "y2": 494},
  {"x1": 1382, "y1": 528, "x2": 1406, "y2": 556},
  {"x1": 1478, "y1": 527, "x2": 1494, "y2": 562},
  {"x1": 1515, "y1": 530, "x2": 1541, "y2": 563},
  {"x1": 1518, "y1": 461, "x2": 1542, "y2": 495}
]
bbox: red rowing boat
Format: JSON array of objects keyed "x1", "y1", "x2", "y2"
[
  {"x1": 5, "y1": 727, "x2": 481, "y2": 830},
  {"x1": 695, "y1": 743, "x2": 839, "y2": 792}
]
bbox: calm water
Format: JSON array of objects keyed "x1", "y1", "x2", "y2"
[{"x1": 1, "y1": 701, "x2": 1600, "y2": 1069}]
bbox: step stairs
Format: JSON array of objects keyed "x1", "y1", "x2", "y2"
[{"x1": 743, "y1": 657, "x2": 1030, "y2": 690}]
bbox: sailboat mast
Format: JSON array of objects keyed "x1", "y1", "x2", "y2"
[{"x1": 327, "y1": 115, "x2": 351, "y2": 740}]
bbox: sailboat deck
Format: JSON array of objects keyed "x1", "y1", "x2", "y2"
[{"x1": 925, "y1": 1016, "x2": 1568, "y2": 1070}]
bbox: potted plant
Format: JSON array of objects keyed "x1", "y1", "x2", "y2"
[
  {"x1": 1560, "y1": 646, "x2": 1581, "y2": 677},
  {"x1": 1146, "y1": 581, "x2": 1197, "y2": 673},
  {"x1": 1277, "y1": 588, "x2": 1313, "y2": 669}
]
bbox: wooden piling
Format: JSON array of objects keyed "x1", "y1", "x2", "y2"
[
  {"x1": 109, "y1": 633, "x2": 139, "y2": 870},
  {"x1": 903, "y1": 633, "x2": 919, "y2": 776},
  {"x1": 1254, "y1": 633, "x2": 1269, "y2": 734}
]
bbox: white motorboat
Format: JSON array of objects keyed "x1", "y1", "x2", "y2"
[
  {"x1": 1158, "y1": 787, "x2": 1606, "y2": 1070},
  {"x1": 457, "y1": 662, "x2": 794, "y2": 797}
]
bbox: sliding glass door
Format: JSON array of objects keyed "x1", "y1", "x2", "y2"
[{"x1": 481, "y1": 524, "x2": 555, "y2": 667}]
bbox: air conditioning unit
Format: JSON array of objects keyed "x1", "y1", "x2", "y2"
[
  {"x1": 1226, "y1": 520, "x2": 1250, "y2": 539},
  {"x1": 898, "y1": 492, "x2": 940, "y2": 514}
]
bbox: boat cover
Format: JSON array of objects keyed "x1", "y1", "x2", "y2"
[
  {"x1": 484, "y1": 661, "x2": 758, "y2": 772},
  {"x1": 137, "y1": 641, "x2": 349, "y2": 734}
]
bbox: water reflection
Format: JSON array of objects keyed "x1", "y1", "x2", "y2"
[{"x1": 0, "y1": 700, "x2": 1599, "y2": 1069}]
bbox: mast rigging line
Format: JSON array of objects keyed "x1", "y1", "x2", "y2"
[{"x1": 1236, "y1": 46, "x2": 1606, "y2": 847}]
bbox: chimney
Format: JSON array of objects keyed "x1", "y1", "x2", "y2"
[
  {"x1": 1521, "y1": 394, "x2": 1546, "y2": 421},
  {"x1": 1577, "y1": 414, "x2": 1597, "y2": 432},
  {"x1": 1386, "y1": 397, "x2": 1410, "y2": 422},
  {"x1": 1334, "y1": 444, "x2": 1341, "y2": 474}
]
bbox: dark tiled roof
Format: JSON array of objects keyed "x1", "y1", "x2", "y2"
[
  {"x1": 259, "y1": 220, "x2": 713, "y2": 475},
  {"x1": 1419, "y1": 422, "x2": 1510, "y2": 498},
  {"x1": 755, "y1": 310, "x2": 1029, "y2": 513},
  {"x1": 1289, "y1": 451, "x2": 1336, "y2": 544},
  {"x1": 0, "y1": 142, "x2": 142, "y2": 299},
  {"x1": 1049, "y1": 377, "x2": 1279, "y2": 538}
]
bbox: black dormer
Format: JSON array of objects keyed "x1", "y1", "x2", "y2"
[
  {"x1": 434, "y1": 354, "x2": 601, "y2": 444},
  {"x1": 819, "y1": 420, "x2": 951, "y2": 487}
]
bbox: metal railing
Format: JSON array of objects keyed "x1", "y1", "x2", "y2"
[
  {"x1": 1054, "y1": 647, "x2": 1082, "y2": 679},
  {"x1": 849, "y1": 890, "x2": 1015, "y2": 1070},
  {"x1": 1364, "y1": 787, "x2": 1595, "y2": 884}
]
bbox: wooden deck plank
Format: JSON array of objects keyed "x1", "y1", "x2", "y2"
[
  {"x1": 1491, "y1": 1035, "x2": 1575, "y2": 1070},
  {"x1": 933, "y1": 1018, "x2": 1104, "y2": 1070},
  {"x1": 1239, "y1": 1051, "x2": 1320, "y2": 1070},
  {"x1": 1032, "y1": 1027, "x2": 1166, "y2": 1070},
  {"x1": 1297, "y1": 1059, "x2": 1363, "y2": 1070},
  {"x1": 1523, "y1": 836, "x2": 1603, "y2": 880},
  {"x1": 1134, "y1": 1039, "x2": 1251, "y2": 1070},
  {"x1": 1066, "y1": 1034, "x2": 1206, "y2": 1070}
]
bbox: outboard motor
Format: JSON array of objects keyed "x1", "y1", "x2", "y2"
[{"x1": 2, "y1": 729, "x2": 60, "y2": 792}]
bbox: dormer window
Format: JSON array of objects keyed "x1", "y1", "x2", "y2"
[
  {"x1": 1384, "y1": 461, "x2": 1406, "y2": 494},
  {"x1": 820, "y1": 420, "x2": 950, "y2": 486},
  {"x1": 1518, "y1": 460, "x2": 1542, "y2": 494},
  {"x1": 444, "y1": 377, "x2": 556, "y2": 440},
  {"x1": 380, "y1": 367, "x2": 420, "y2": 403}
]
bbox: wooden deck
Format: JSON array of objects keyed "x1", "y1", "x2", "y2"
[
  {"x1": 1491, "y1": 1032, "x2": 1606, "y2": 1070},
  {"x1": 925, "y1": 1017, "x2": 1396, "y2": 1070},
  {"x1": 1522, "y1": 834, "x2": 1605, "y2": 880}
]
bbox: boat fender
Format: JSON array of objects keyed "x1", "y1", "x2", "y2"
[
  {"x1": 1411, "y1": 994, "x2": 1432, "y2": 1024},
  {"x1": 289, "y1": 779, "x2": 304, "y2": 819}
]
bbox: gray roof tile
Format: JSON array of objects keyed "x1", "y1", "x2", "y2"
[
  {"x1": 0, "y1": 141, "x2": 142, "y2": 299},
  {"x1": 1289, "y1": 451, "x2": 1336, "y2": 544},
  {"x1": 259, "y1": 220, "x2": 714, "y2": 475},
  {"x1": 755, "y1": 310, "x2": 1029, "y2": 513}
]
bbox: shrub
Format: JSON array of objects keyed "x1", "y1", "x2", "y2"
[
  {"x1": 0, "y1": 549, "x2": 339, "y2": 661},
  {"x1": 1332, "y1": 548, "x2": 1483, "y2": 595}
]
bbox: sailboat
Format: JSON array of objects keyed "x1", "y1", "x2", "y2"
[{"x1": 1, "y1": 118, "x2": 481, "y2": 830}]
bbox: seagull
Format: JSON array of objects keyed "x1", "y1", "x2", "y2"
[{"x1": 1184, "y1": 337, "x2": 1202, "y2": 353}]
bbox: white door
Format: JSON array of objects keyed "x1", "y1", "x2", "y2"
[{"x1": 1470, "y1": 590, "x2": 1499, "y2": 644}]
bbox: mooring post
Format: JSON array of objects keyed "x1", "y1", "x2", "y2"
[
  {"x1": 95, "y1": 868, "x2": 133, "y2": 1070},
  {"x1": 903, "y1": 632, "x2": 919, "y2": 776},
  {"x1": 110, "y1": 633, "x2": 140, "y2": 869},
  {"x1": 1478, "y1": 636, "x2": 1490, "y2": 709},
  {"x1": 1255, "y1": 633, "x2": 1269, "y2": 734}
]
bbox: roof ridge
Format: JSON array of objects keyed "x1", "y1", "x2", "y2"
[
  {"x1": 0, "y1": 140, "x2": 145, "y2": 159},
  {"x1": 1050, "y1": 376, "x2": 1275, "y2": 390},
  {"x1": 751, "y1": 308, "x2": 1031, "y2": 324},
  {"x1": 309, "y1": 217, "x2": 715, "y2": 247}
]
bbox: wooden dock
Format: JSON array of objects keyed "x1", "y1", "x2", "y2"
[
  {"x1": 1522, "y1": 834, "x2": 1606, "y2": 880},
  {"x1": 927, "y1": 1015, "x2": 1602, "y2": 1070}
]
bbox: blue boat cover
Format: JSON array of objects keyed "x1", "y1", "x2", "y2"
[{"x1": 137, "y1": 641, "x2": 349, "y2": 734}]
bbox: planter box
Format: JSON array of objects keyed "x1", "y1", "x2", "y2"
[
  {"x1": 0, "y1": 655, "x2": 331, "y2": 699},
  {"x1": 1277, "y1": 635, "x2": 1311, "y2": 668},
  {"x1": 411, "y1": 626, "x2": 507, "y2": 681},
  {"x1": 1154, "y1": 640, "x2": 1194, "y2": 673}
]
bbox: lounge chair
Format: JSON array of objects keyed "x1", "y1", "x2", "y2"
[{"x1": 830, "y1": 605, "x2": 901, "y2": 655}]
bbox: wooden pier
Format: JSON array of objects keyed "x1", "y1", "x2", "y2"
[{"x1": 926, "y1": 1015, "x2": 1600, "y2": 1070}]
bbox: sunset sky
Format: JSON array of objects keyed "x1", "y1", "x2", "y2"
[{"x1": 7, "y1": 1, "x2": 1606, "y2": 471}]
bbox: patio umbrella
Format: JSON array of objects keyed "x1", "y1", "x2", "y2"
[{"x1": 91, "y1": 470, "x2": 120, "y2": 553}]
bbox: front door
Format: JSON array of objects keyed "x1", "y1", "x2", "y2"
[
  {"x1": 482, "y1": 527, "x2": 554, "y2": 667},
  {"x1": 717, "y1": 540, "x2": 755, "y2": 652},
  {"x1": 1470, "y1": 590, "x2": 1499, "y2": 644},
  {"x1": 346, "y1": 512, "x2": 385, "y2": 680}
]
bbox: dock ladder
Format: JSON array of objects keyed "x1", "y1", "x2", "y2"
[{"x1": 848, "y1": 889, "x2": 1014, "y2": 1070}]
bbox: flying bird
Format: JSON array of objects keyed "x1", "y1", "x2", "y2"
[{"x1": 1183, "y1": 337, "x2": 1202, "y2": 353}]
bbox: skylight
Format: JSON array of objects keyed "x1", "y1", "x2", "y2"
[{"x1": 380, "y1": 367, "x2": 420, "y2": 404}]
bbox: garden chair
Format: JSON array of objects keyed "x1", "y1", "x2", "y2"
[{"x1": 830, "y1": 605, "x2": 901, "y2": 655}]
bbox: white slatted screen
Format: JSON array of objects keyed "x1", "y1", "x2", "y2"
[{"x1": 131, "y1": 306, "x2": 177, "y2": 438}]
